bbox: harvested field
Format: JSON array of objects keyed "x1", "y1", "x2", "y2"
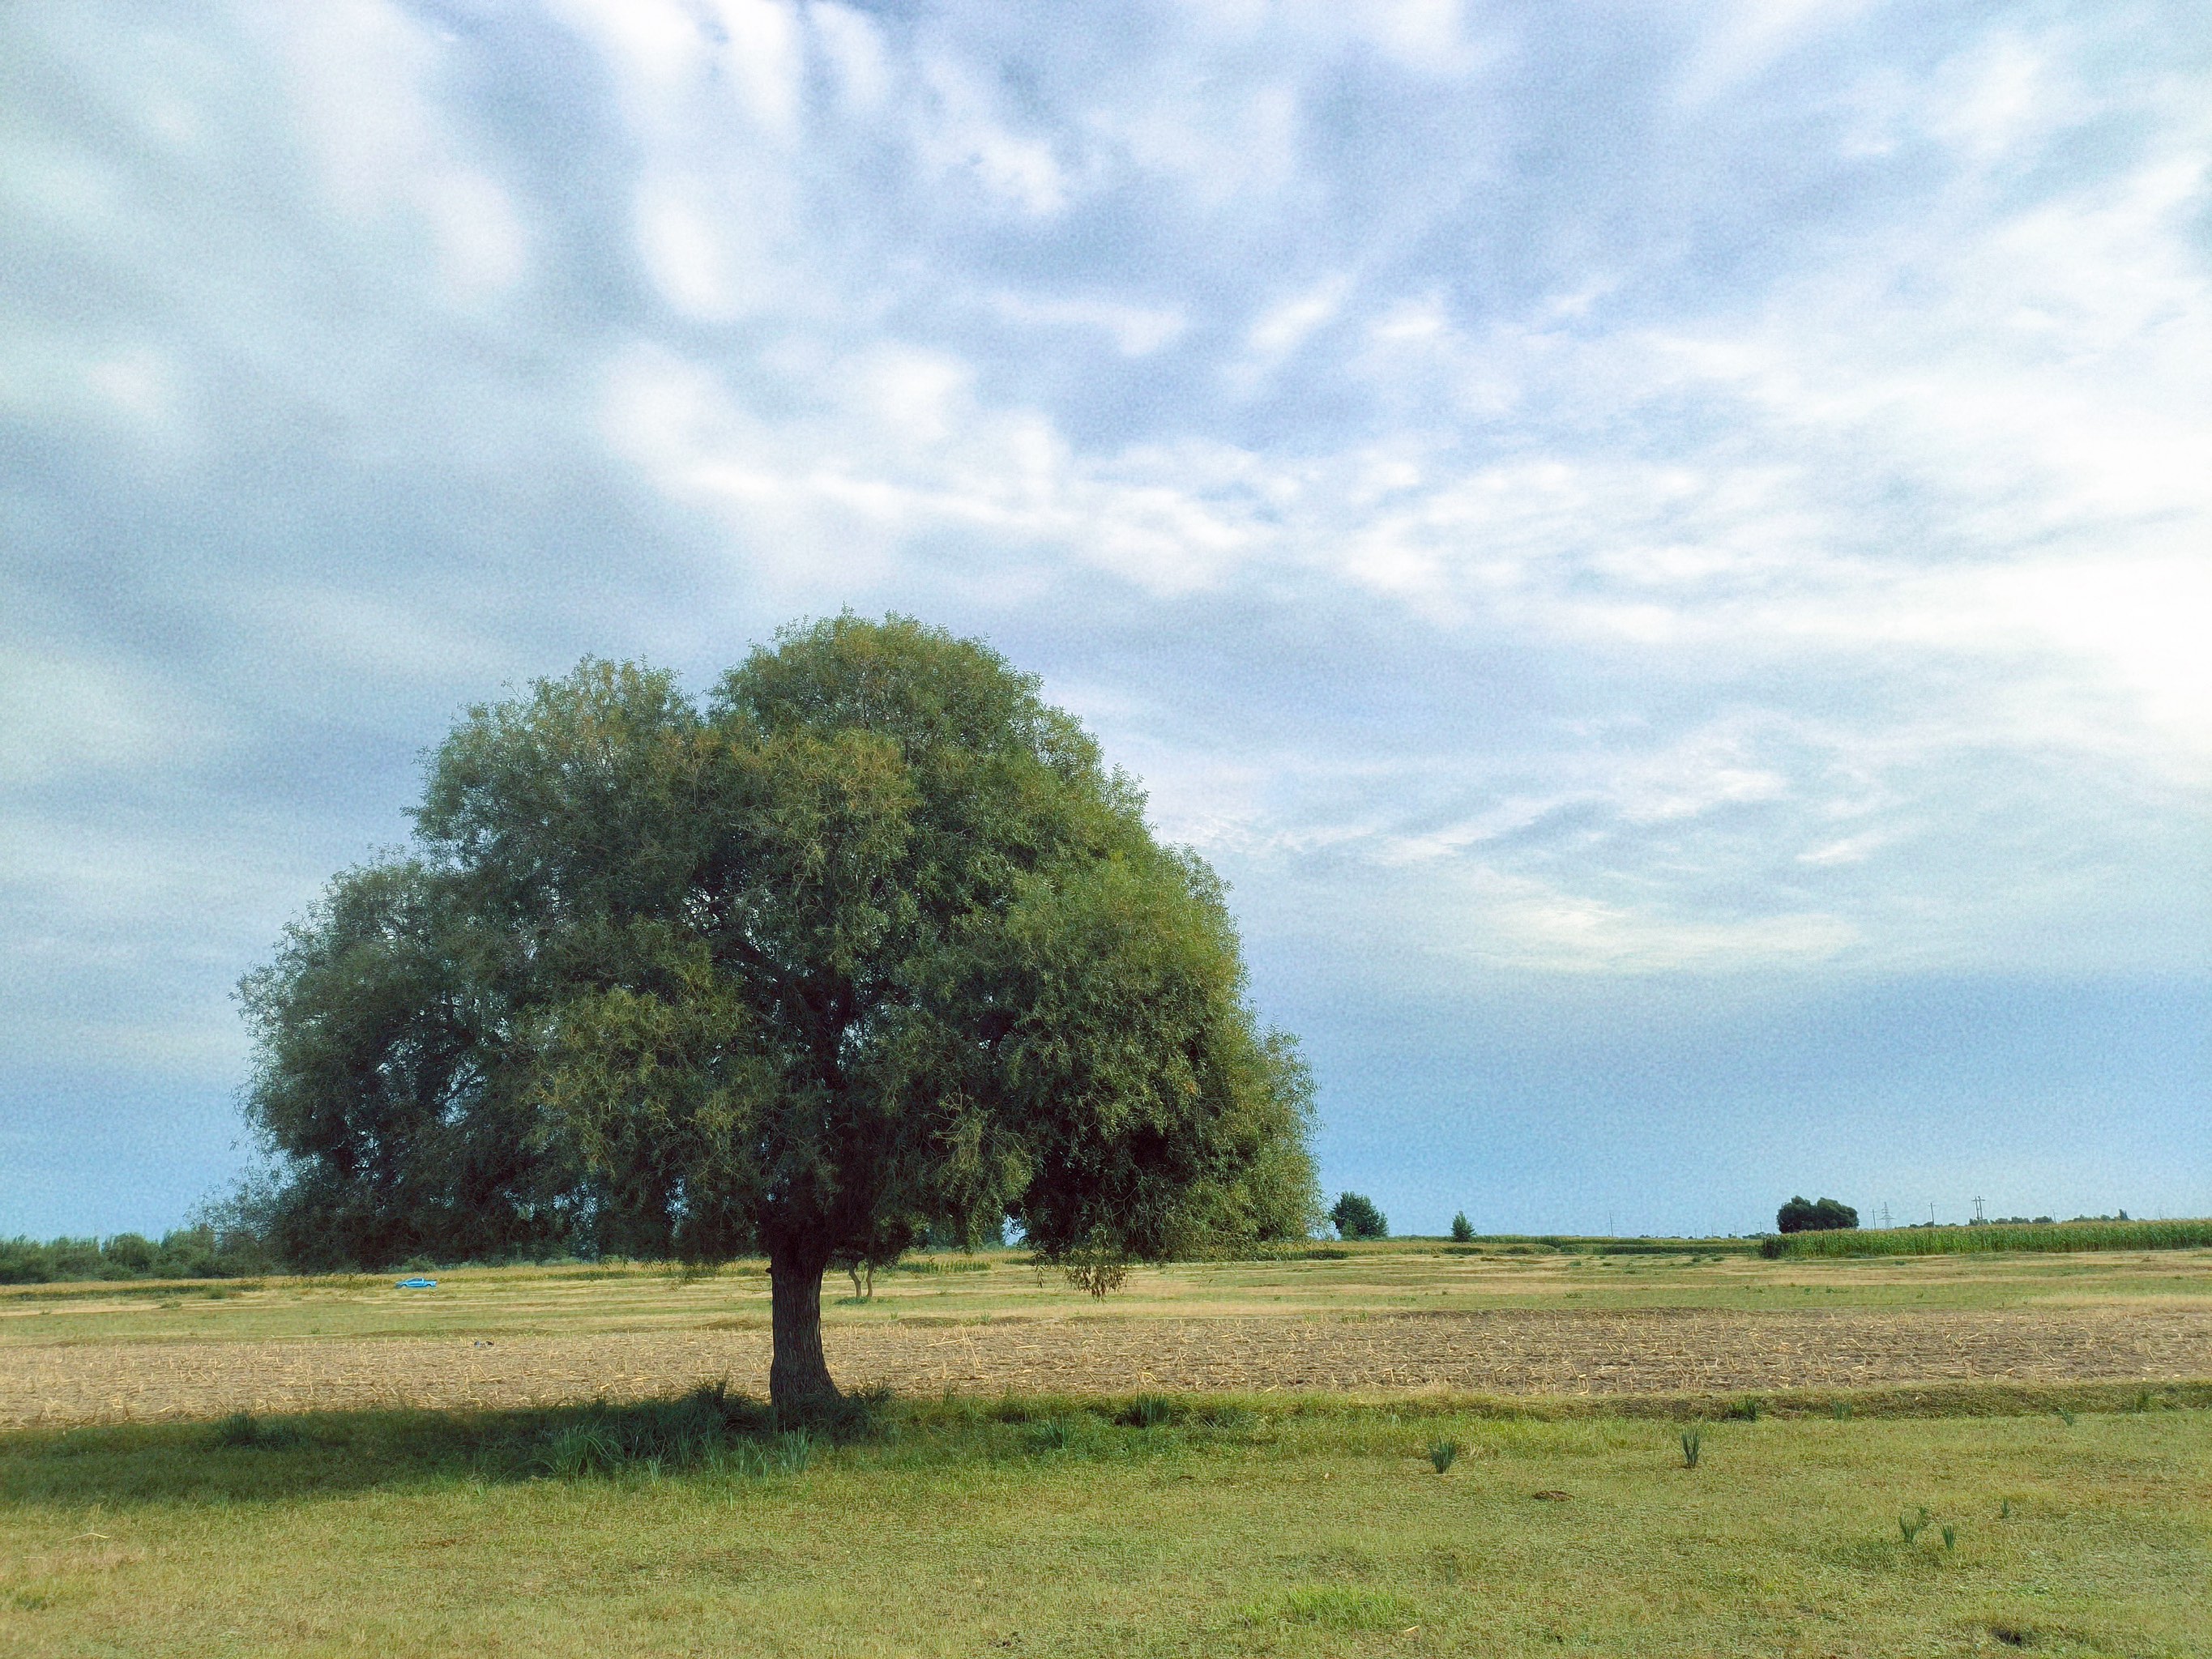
[{"x1": 8, "y1": 1304, "x2": 2211, "y2": 1427}]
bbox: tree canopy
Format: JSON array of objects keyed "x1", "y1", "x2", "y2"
[
  {"x1": 1775, "y1": 1196, "x2": 1859, "y2": 1234},
  {"x1": 239, "y1": 615, "x2": 1319, "y2": 1405},
  {"x1": 1329, "y1": 1192, "x2": 1387, "y2": 1240}
]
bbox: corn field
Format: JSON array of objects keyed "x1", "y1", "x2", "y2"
[{"x1": 1765, "y1": 1219, "x2": 2212, "y2": 1259}]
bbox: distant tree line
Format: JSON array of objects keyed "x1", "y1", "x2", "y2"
[{"x1": 0, "y1": 1226, "x2": 271, "y2": 1285}]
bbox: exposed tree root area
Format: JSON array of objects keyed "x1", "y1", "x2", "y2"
[{"x1": 8, "y1": 1306, "x2": 2211, "y2": 1427}]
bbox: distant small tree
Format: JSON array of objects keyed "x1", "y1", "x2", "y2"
[
  {"x1": 1776, "y1": 1196, "x2": 1858, "y2": 1234},
  {"x1": 1450, "y1": 1211, "x2": 1474, "y2": 1243},
  {"x1": 1330, "y1": 1192, "x2": 1387, "y2": 1241}
]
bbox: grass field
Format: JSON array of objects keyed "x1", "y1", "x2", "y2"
[{"x1": 4, "y1": 1245, "x2": 2209, "y2": 1655}]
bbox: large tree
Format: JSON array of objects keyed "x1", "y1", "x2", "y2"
[{"x1": 241, "y1": 616, "x2": 1319, "y2": 1408}]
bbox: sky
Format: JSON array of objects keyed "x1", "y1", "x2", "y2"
[{"x1": 2, "y1": 0, "x2": 2207, "y2": 1242}]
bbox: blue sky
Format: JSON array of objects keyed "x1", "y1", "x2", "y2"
[{"x1": 2, "y1": 0, "x2": 2206, "y2": 1240}]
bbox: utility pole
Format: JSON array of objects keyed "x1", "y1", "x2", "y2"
[
  {"x1": 1973, "y1": 1196, "x2": 1985, "y2": 1225},
  {"x1": 1879, "y1": 1204, "x2": 1892, "y2": 1230},
  {"x1": 1930, "y1": 1203, "x2": 1937, "y2": 1226}
]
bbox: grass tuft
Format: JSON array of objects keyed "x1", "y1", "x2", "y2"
[
  {"x1": 537, "y1": 1423, "x2": 626, "y2": 1479},
  {"x1": 1680, "y1": 1427, "x2": 1702, "y2": 1469},
  {"x1": 1428, "y1": 1437, "x2": 1461, "y2": 1473},
  {"x1": 1123, "y1": 1393, "x2": 1176, "y2": 1429},
  {"x1": 207, "y1": 1413, "x2": 305, "y2": 1451},
  {"x1": 1025, "y1": 1416, "x2": 1074, "y2": 1454},
  {"x1": 1278, "y1": 1585, "x2": 1420, "y2": 1630}
]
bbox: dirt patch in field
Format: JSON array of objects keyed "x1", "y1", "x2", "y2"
[{"x1": 6, "y1": 1307, "x2": 2209, "y2": 1427}]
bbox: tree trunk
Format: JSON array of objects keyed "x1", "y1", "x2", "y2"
[{"x1": 768, "y1": 1240, "x2": 840, "y2": 1414}]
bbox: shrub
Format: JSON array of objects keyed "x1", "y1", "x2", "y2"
[
  {"x1": 1330, "y1": 1193, "x2": 1387, "y2": 1241},
  {"x1": 1776, "y1": 1196, "x2": 1858, "y2": 1234},
  {"x1": 1449, "y1": 1212, "x2": 1474, "y2": 1243}
]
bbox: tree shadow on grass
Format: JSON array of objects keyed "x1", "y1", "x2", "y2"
[
  {"x1": 0, "y1": 1384, "x2": 886, "y2": 1509},
  {"x1": 1, "y1": 1388, "x2": 1265, "y2": 1509}
]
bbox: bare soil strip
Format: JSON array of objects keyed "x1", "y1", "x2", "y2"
[{"x1": 8, "y1": 1307, "x2": 2209, "y2": 1427}]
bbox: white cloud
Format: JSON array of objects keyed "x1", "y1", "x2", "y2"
[
  {"x1": 810, "y1": 4, "x2": 893, "y2": 113},
  {"x1": 914, "y1": 54, "x2": 1070, "y2": 215},
  {"x1": 990, "y1": 292, "x2": 1186, "y2": 356},
  {"x1": 1798, "y1": 832, "x2": 1887, "y2": 867},
  {"x1": 634, "y1": 177, "x2": 765, "y2": 320},
  {"x1": 1676, "y1": 0, "x2": 1877, "y2": 106},
  {"x1": 267, "y1": 0, "x2": 528, "y2": 299},
  {"x1": 1446, "y1": 874, "x2": 1862, "y2": 974},
  {"x1": 1241, "y1": 275, "x2": 1352, "y2": 365},
  {"x1": 544, "y1": 0, "x2": 708, "y2": 98},
  {"x1": 602, "y1": 342, "x2": 1273, "y2": 597},
  {"x1": 1340, "y1": 0, "x2": 1487, "y2": 77},
  {"x1": 0, "y1": 646, "x2": 211, "y2": 786},
  {"x1": 707, "y1": 0, "x2": 805, "y2": 138}
]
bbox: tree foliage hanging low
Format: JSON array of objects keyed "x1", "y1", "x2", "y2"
[{"x1": 238, "y1": 615, "x2": 1320, "y2": 1406}]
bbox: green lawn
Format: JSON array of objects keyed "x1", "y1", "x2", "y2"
[{"x1": 3, "y1": 1390, "x2": 2206, "y2": 1657}]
